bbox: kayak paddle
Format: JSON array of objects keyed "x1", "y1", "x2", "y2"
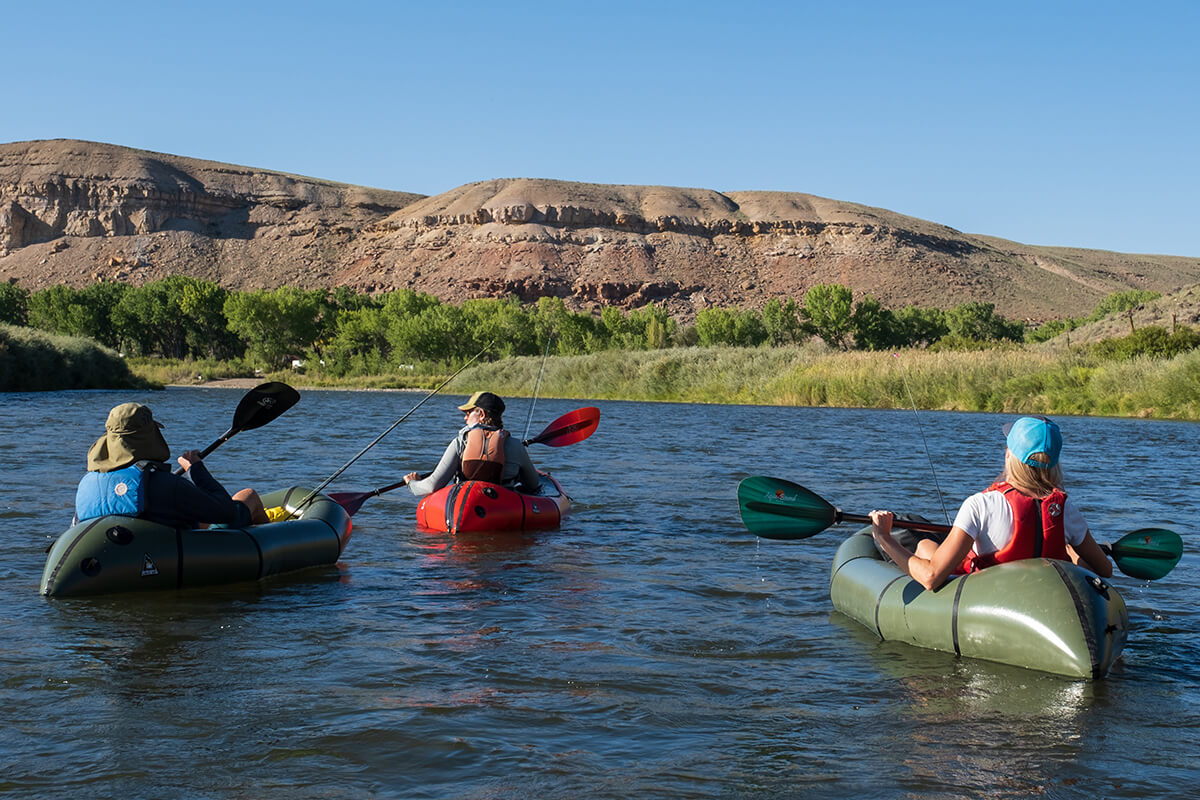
[
  {"x1": 522, "y1": 406, "x2": 600, "y2": 447},
  {"x1": 328, "y1": 480, "x2": 409, "y2": 516},
  {"x1": 330, "y1": 407, "x2": 600, "y2": 516},
  {"x1": 173, "y1": 381, "x2": 300, "y2": 475},
  {"x1": 737, "y1": 475, "x2": 1183, "y2": 581}
]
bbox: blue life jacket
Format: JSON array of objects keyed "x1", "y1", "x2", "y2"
[{"x1": 75, "y1": 462, "x2": 160, "y2": 521}]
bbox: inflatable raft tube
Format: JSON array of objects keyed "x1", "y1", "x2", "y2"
[
  {"x1": 416, "y1": 471, "x2": 570, "y2": 534},
  {"x1": 41, "y1": 487, "x2": 351, "y2": 598},
  {"x1": 829, "y1": 528, "x2": 1128, "y2": 679}
]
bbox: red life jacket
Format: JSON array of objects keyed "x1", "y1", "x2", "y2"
[
  {"x1": 959, "y1": 481, "x2": 1069, "y2": 573},
  {"x1": 460, "y1": 426, "x2": 508, "y2": 483}
]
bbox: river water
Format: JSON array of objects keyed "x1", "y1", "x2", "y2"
[{"x1": 0, "y1": 388, "x2": 1196, "y2": 799}]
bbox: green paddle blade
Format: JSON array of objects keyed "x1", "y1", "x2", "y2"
[
  {"x1": 737, "y1": 476, "x2": 837, "y2": 540},
  {"x1": 1108, "y1": 528, "x2": 1183, "y2": 581}
]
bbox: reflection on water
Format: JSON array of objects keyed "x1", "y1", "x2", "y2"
[{"x1": 0, "y1": 391, "x2": 1196, "y2": 798}]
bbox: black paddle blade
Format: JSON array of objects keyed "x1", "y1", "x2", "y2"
[
  {"x1": 233, "y1": 382, "x2": 300, "y2": 432},
  {"x1": 737, "y1": 476, "x2": 837, "y2": 540},
  {"x1": 1109, "y1": 528, "x2": 1183, "y2": 581}
]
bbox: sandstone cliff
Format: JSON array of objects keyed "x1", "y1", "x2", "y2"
[{"x1": 3, "y1": 139, "x2": 1199, "y2": 322}]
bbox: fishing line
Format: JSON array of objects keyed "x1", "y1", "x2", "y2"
[
  {"x1": 522, "y1": 333, "x2": 554, "y2": 441},
  {"x1": 287, "y1": 344, "x2": 491, "y2": 516},
  {"x1": 893, "y1": 352, "x2": 951, "y2": 525}
]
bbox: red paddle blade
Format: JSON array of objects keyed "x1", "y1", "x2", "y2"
[
  {"x1": 329, "y1": 491, "x2": 372, "y2": 516},
  {"x1": 328, "y1": 480, "x2": 408, "y2": 517},
  {"x1": 525, "y1": 407, "x2": 600, "y2": 447}
]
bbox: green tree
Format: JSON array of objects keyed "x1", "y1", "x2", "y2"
[
  {"x1": 323, "y1": 306, "x2": 390, "y2": 375},
  {"x1": 176, "y1": 277, "x2": 241, "y2": 359},
  {"x1": 461, "y1": 297, "x2": 539, "y2": 359},
  {"x1": 533, "y1": 297, "x2": 599, "y2": 355},
  {"x1": 0, "y1": 283, "x2": 29, "y2": 326},
  {"x1": 943, "y1": 301, "x2": 1024, "y2": 343},
  {"x1": 891, "y1": 306, "x2": 948, "y2": 347},
  {"x1": 849, "y1": 296, "x2": 897, "y2": 350},
  {"x1": 694, "y1": 308, "x2": 768, "y2": 347},
  {"x1": 636, "y1": 304, "x2": 674, "y2": 349},
  {"x1": 762, "y1": 298, "x2": 803, "y2": 345},
  {"x1": 1087, "y1": 289, "x2": 1162, "y2": 322},
  {"x1": 224, "y1": 287, "x2": 324, "y2": 367},
  {"x1": 110, "y1": 276, "x2": 238, "y2": 359},
  {"x1": 601, "y1": 304, "x2": 676, "y2": 350},
  {"x1": 801, "y1": 284, "x2": 854, "y2": 349},
  {"x1": 28, "y1": 283, "x2": 126, "y2": 348}
]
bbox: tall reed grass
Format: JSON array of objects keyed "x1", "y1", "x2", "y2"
[{"x1": 451, "y1": 346, "x2": 1200, "y2": 420}]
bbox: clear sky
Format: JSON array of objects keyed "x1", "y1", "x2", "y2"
[{"x1": 5, "y1": 0, "x2": 1198, "y2": 255}]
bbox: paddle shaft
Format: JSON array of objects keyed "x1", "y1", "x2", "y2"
[
  {"x1": 293, "y1": 346, "x2": 489, "y2": 512},
  {"x1": 837, "y1": 511, "x2": 951, "y2": 535}
]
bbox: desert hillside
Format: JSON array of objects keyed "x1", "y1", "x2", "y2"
[{"x1": 3, "y1": 139, "x2": 1199, "y2": 322}]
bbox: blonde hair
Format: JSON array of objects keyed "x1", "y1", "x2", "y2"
[{"x1": 1004, "y1": 450, "x2": 1063, "y2": 497}]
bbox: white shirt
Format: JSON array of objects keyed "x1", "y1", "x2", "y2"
[{"x1": 952, "y1": 490, "x2": 1089, "y2": 556}]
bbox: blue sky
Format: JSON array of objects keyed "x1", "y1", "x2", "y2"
[{"x1": 6, "y1": 1, "x2": 1198, "y2": 255}]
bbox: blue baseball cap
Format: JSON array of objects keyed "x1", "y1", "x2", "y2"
[{"x1": 1003, "y1": 416, "x2": 1062, "y2": 468}]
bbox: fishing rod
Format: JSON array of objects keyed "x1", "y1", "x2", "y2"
[
  {"x1": 286, "y1": 345, "x2": 491, "y2": 517},
  {"x1": 522, "y1": 332, "x2": 554, "y2": 441},
  {"x1": 892, "y1": 352, "x2": 951, "y2": 525}
]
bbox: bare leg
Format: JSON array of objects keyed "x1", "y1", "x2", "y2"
[{"x1": 233, "y1": 488, "x2": 270, "y2": 525}]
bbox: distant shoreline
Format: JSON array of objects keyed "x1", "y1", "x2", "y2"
[{"x1": 170, "y1": 378, "x2": 425, "y2": 392}]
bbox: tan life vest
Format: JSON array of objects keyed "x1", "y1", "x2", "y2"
[{"x1": 460, "y1": 426, "x2": 508, "y2": 483}]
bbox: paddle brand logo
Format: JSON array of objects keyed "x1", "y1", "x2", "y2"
[
  {"x1": 258, "y1": 397, "x2": 277, "y2": 410},
  {"x1": 141, "y1": 554, "x2": 159, "y2": 577}
]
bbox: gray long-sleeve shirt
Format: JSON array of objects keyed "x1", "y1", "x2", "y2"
[{"x1": 408, "y1": 425, "x2": 540, "y2": 497}]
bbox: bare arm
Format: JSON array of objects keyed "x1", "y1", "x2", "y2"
[
  {"x1": 870, "y1": 511, "x2": 975, "y2": 591},
  {"x1": 1067, "y1": 529, "x2": 1114, "y2": 578}
]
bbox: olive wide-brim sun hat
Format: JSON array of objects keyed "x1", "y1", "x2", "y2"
[{"x1": 87, "y1": 402, "x2": 171, "y2": 472}]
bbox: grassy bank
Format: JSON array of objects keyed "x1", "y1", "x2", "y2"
[
  {"x1": 124, "y1": 345, "x2": 1200, "y2": 421},
  {"x1": 451, "y1": 346, "x2": 1200, "y2": 419},
  {"x1": 0, "y1": 324, "x2": 153, "y2": 391}
]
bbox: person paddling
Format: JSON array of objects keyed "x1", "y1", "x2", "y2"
[
  {"x1": 403, "y1": 391, "x2": 540, "y2": 496},
  {"x1": 75, "y1": 402, "x2": 269, "y2": 528},
  {"x1": 869, "y1": 415, "x2": 1113, "y2": 590}
]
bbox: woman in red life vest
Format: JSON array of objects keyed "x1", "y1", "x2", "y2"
[
  {"x1": 869, "y1": 416, "x2": 1113, "y2": 591},
  {"x1": 403, "y1": 391, "x2": 541, "y2": 496}
]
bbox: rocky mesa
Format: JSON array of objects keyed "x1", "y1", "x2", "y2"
[{"x1": 3, "y1": 139, "x2": 1199, "y2": 322}]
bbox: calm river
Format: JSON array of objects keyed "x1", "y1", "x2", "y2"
[{"x1": 0, "y1": 388, "x2": 1196, "y2": 798}]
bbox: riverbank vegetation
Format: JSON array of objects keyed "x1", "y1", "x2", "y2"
[
  {"x1": 2, "y1": 278, "x2": 1197, "y2": 418},
  {"x1": 452, "y1": 345, "x2": 1200, "y2": 419},
  {"x1": 0, "y1": 324, "x2": 152, "y2": 391}
]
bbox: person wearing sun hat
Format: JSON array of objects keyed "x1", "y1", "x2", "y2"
[
  {"x1": 866, "y1": 415, "x2": 1112, "y2": 591},
  {"x1": 402, "y1": 391, "x2": 540, "y2": 497},
  {"x1": 75, "y1": 402, "x2": 268, "y2": 528}
]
